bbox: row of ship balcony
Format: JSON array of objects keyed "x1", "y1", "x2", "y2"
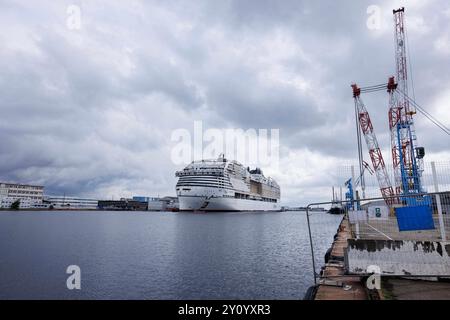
[{"x1": 175, "y1": 169, "x2": 224, "y2": 177}]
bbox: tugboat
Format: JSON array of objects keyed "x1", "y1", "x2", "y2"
[
  {"x1": 328, "y1": 202, "x2": 345, "y2": 215},
  {"x1": 328, "y1": 186, "x2": 345, "y2": 215}
]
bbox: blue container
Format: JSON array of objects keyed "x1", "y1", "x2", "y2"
[{"x1": 396, "y1": 205, "x2": 435, "y2": 231}]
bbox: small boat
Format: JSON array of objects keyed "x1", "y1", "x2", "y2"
[
  {"x1": 328, "y1": 201, "x2": 345, "y2": 215},
  {"x1": 328, "y1": 186, "x2": 345, "y2": 214}
]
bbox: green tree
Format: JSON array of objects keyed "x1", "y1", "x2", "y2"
[{"x1": 10, "y1": 200, "x2": 20, "y2": 210}]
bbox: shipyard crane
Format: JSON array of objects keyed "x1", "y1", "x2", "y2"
[
  {"x1": 351, "y1": 84, "x2": 396, "y2": 206},
  {"x1": 351, "y1": 7, "x2": 449, "y2": 208},
  {"x1": 389, "y1": 7, "x2": 424, "y2": 199}
]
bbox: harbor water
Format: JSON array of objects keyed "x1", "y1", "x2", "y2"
[{"x1": 0, "y1": 210, "x2": 341, "y2": 299}]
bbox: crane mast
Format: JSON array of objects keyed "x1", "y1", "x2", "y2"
[
  {"x1": 391, "y1": 7, "x2": 424, "y2": 197},
  {"x1": 352, "y1": 84, "x2": 396, "y2": 206}
]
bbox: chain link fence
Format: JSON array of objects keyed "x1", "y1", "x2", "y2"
[
  {"x1": 346, "y1": 192, "x2": 449, "y2": 242},
  {"x1": 332, "y1": 161, "x2": 450, "y2": 200}
]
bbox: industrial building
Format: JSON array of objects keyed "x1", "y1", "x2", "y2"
[
  {"x1": 97, "y1": 196, "x2": 179, "y2": 211},
  {"x1": 0, "y1": 182, "x2": 45, "y2": 209},
  {"x1": 148, "y1": 196, "x2": 179, "y2": 211},
  {"x1": 46, "y1": 196, "x2": 98, "y2": 210},
  {"x1": 147, "y1": 197, "x2": 166, "y2": 211},
  {"x1": 133, "y1": 196, "x2": 150, "y2": 203},
  {"x1": 98, "y1": 199, "x2": 148, "y2": 211}
]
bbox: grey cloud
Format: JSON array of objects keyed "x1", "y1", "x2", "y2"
[{"x1": 0, "y1": 0, "x2": 449, "y2": 203}]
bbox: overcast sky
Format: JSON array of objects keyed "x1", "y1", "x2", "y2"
[{"x1": 0, "y1": 0, "x2": 449, "y2": 205}]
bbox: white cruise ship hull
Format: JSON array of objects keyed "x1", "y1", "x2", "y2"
[{"x1": 178, "y1": 195, "x2": 280, "y2": 212}]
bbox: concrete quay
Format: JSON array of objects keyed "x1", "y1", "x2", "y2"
[{"x1": 311, "y1": 216, "x2": 450, "y2": 300}]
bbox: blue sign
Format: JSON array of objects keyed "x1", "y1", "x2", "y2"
[{"x1": 396, "y1": 205, "x2": 435, "y2": 231}]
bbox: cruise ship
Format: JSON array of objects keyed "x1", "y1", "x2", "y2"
[{"x1": 175, "y1": 155, "x2": 281, "y2": 211}]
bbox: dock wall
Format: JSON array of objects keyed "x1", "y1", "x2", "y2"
[{"x1": 345, "y1": 239, "x2": 450, "y2": 276}]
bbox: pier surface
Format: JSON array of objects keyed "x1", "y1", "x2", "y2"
[{"x1": 314, "y1": 217, "x2": 368, "y2": 300}]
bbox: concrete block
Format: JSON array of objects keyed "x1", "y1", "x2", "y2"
[{"x1": 345, "y1": 239, "x2": 450, "y2": 276}]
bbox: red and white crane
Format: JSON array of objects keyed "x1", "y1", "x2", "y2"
[
  {"x1": 350, "y1": 7, "x2": 449, "y2": 207},
  {"x1": 351, "y1": 84, "x2": 396, "y2": 206}
]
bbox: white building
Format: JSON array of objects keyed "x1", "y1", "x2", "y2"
[
  {"x1": 46, "y1": 196, "x2": 98, "y2": 210},
  {"x1": 0, "y1": 182, "x2": 45, "y2": 209},
  {"x1": 148, "y1": 197, "x2": 166, "y2": 211},
  {"x1": 147, "y1": 196, "x2": 179, "y2": 211}
]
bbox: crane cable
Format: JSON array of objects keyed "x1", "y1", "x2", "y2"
[
  {"x1": 356, "y1": 82, "x2": 450, "y2": 136},
  {"x1": 395, "y1": 88, "x2": 450, "y2": 136},
  {"x1": 359, "y1": 83, "x2": 388, "y2": 93},
  {"x1": 404, "y1": 20, "x2": 448, "y2": 136}
]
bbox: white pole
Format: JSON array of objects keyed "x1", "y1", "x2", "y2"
[
  {"x1": 352, "y1": 165, "x2": 360, "y2": 239},
  {"x1": 352, "y1": 166, "x2": 357, "y2": 211},
  {"x1": 431, "y1": 162, "x2": 446, "y2": 242}
]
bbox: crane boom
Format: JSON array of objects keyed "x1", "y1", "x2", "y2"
[{"x1": 352, "y1": 84, "x2": 396, "y2": 206}]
